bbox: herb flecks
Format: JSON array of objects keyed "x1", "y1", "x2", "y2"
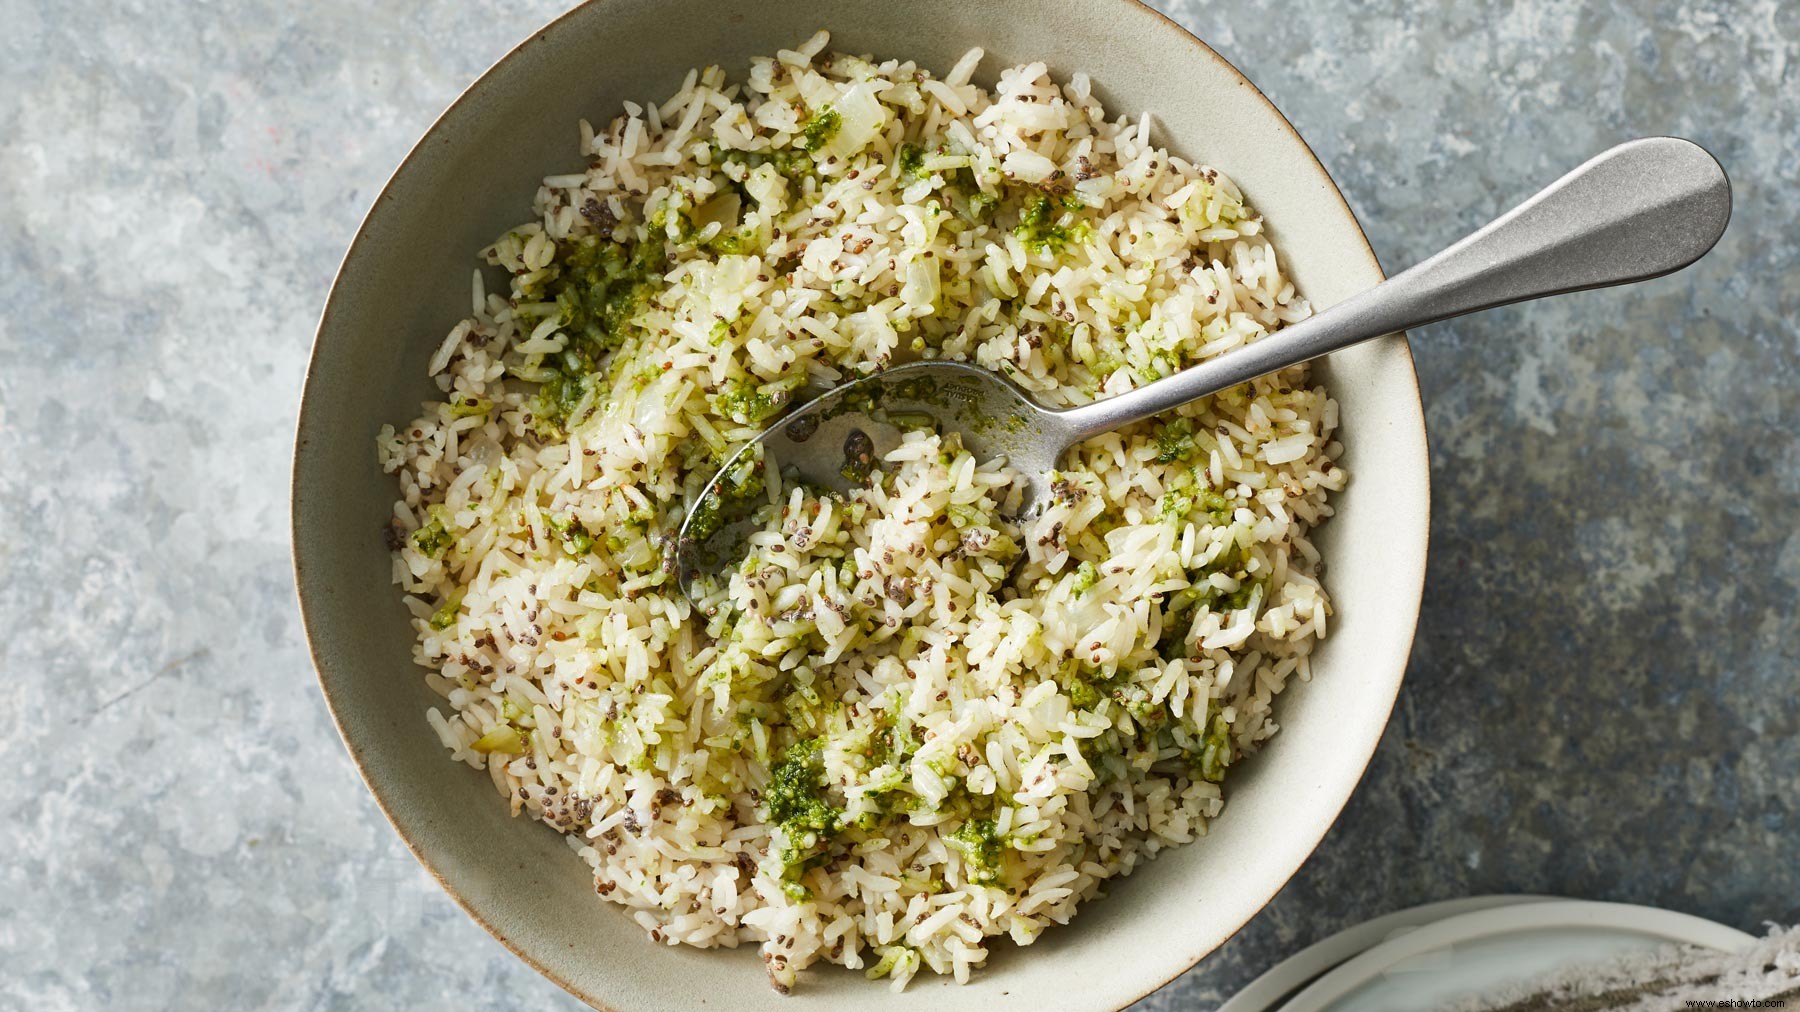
[
  {"x1": 763, "y1": 737, "x2": 844, "y2": 896},
  {"x1": 1014, "y1": 193, "x2": 1088, "y2": 254},
  {"x1": 947, "y1": 817, "x2": 1006, "y2": 884},
  {"x1": 411, "y1": 507, "x2": 453, "y2": 558},
  {"x1": 798, "y1": 106, "x2": 841, "y2": 153}
]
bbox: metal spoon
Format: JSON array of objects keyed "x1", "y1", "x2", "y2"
[{"x1": 676, "y1": 136, "x2": 1730, "y2": 597}]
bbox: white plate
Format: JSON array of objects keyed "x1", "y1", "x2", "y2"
[
  {"x1": 1218, "y1": 895, "x2": 1557, "y2": 1012},
  {"x1": 1278, "y1": 899, "x2": 1756, "y2": 1012}
]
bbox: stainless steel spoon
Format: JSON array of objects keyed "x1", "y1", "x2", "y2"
[{"x1": 676, "y1": 136, "x2": 1730, "y2": 597}]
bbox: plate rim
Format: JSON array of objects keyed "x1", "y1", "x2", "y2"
[
  {"x1": 1217, "y1": 894, "x2": 1561, "y2": 1012},
  {"x1": 1278, "y1": 899, "x2": 1759, "y2": 1012}
]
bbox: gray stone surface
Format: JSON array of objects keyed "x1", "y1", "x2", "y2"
[{"x1": 1, "y1": 0, "x2": 1794, "y2": 1008}]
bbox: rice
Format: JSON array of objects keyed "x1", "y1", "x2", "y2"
[{"x1": 377, "y1": 31, "x2": 1344, "y2": 993}]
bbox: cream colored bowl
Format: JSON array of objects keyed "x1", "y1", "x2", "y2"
[{"x1": 292, "y1": 1, "x2": 1429, "y2": 1007}]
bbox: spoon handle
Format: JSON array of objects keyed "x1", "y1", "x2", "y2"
[{"x1": 1054, "y1": 136, "x2": 1731, "y2": 443}]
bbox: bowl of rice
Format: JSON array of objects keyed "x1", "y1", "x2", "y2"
[{"x1": 292, "y1": 1, "x2": 1429, "y2": 1008}]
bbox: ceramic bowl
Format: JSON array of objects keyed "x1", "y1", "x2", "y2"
[{"x1": 292, "y1": 1, "x2": 1429, "y2": 1007}]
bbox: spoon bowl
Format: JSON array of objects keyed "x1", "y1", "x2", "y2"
[{"x1": 673, "y1": 360, "x2": 1067, "y2": 594}]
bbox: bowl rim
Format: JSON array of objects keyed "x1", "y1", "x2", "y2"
[{"x1": 291, "y1": 2, "x2": 1430, "y2": 1008}]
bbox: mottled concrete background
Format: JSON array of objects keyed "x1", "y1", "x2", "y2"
[{"x1": 1, "y1": 0, "x2": 1794, "y2": 1008}]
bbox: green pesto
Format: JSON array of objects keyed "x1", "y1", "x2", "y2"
[
  {"x1": 943, "y1": 166, "x2": 1000, "y2": 224},
  {"x1": 781, "y1": 679, "x2": 841, "y2": 736},
  {"x1": 797, "y1": 106, "x2": 841, "y2": 152},
  {"x1": 1013, "y1": 193, "x2": 1088, "y2": 253},
  {"x1": 763, "y1": 737, "x2": 843, "y2": 873},
  {"x1": 411, "y1": 507, "x2": 452, "y2": 558},
  {"x1": 868, "y1": 709, "x2": 920, "y2": 771},
  {"x1": 545, "y1": 513, "x2": 595, "y2": 557},
  {"x1": 1155, "y1": 556, "x2": 1261, "y2": 660},
  {"x1": 696, "y1": 226, "x2": 762, "y2": 257},
  {"x1": 541, "y1": 234, "x2": 665, "y2": 354},
  {"x1": 1075, "y1": 727, "x2": 1129, "y2": 776},
  {"x1": 710, "y1": 373, "x2": 805, "y2": 425},
  {"x1": 959, "y1": 186, "x2": 1000, "y2": 224},
  {"x1": 895, "y1": 142, "x2": 928, "y2": 178},
  {"x1": 683, "y1": 495, "x2": 727, "y2": 545},
  {"x1": 519, "y1": 233, "x2": 666, "y2": 437},
  {"x1": 1113, "y1": 679, "x2": 1164, "y2": 722},
  {"x1": 708, "y1": 143, "x2": 816, "y2": 184},
  {"x1": 1070, "y1": 559, "x2": 1101, "y2": 596},
  {"x1": 1140, "y1": 349, "x2": 1182, "y2": 382},
  {"x1": 712, "y1": 383, "x2": 782, "y2": 425},
  {"x1": 683, "y1": 451, "x2": 767, "y2": 544},
  {"x1": 428, "y1": 592, "x2": 463, "y2": 630},
  {"x1": 1055, "y1": 659, "x2": 1122, "y2": 712},
  {"x1": 1085, "y1": 354, "x2": 1124, "y2": 392},
  {"x1": 525, "y1": 370, "x2": 587, "y2": 439},
  {"x1": 1155, "y1": 619, "x2": 1193, "y2": 662},
  {"x1": 1154, "y1": 416, "x2": 1200, "y2": 464},
  {"x1": 946, "y1": 817, "x2": 1005, "y2": 884},
  {"x1": 1068, "y1": 677, "x2": 1103, "y2": 711},
  {"x1": 1160, "y1": 474, "x2": 1233, "y2": 524},
  {"x1": 1197, "y1": 541, "x2": 1262, "y2": 610}
]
